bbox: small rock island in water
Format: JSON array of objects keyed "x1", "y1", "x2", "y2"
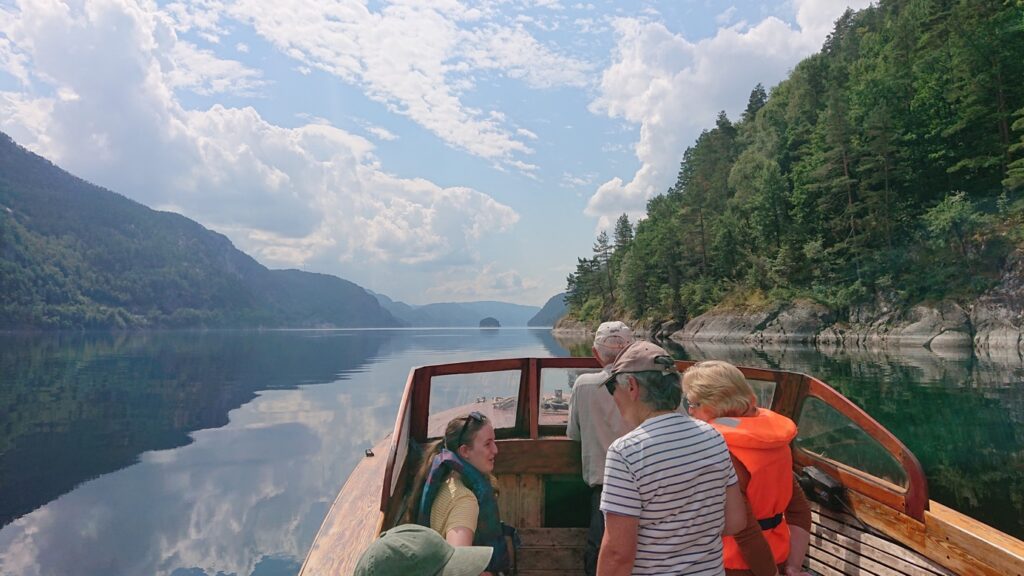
[{"x1": 479, "y1": 317, "x2": 500, "y2": 328}]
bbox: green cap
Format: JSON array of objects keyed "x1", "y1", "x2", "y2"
[{"x1": 354, "y1": 524, "x2": 492, "y2": 576}]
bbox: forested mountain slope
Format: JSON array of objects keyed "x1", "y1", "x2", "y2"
[
  {"x1": 528, "y1": 292, "x2": 567, "y2": 327},
  {"x1": 0, "y1": 133, "x2": 399, "y2": 329},
  {"x1": 566, "y1": 0, "x2": 1024, "y2": 329}
]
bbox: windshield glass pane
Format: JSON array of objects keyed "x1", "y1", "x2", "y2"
[
  {"x1": 796, "y1": 396, "x2": 907, "y2": 488},
  {"x1": 427, "y1": 370, "x2": 521, "y2": 437}
]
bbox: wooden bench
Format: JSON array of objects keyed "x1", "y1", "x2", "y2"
[
  {"x1": 517, "y1": 527, "x2": 587, "y2": 576},
  {"x1": 806, "y1": 503, "x2": 955, "y2": 576}
]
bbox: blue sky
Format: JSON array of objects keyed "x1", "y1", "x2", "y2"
[{"x1": 0, "y1": 0, "x2": 868, "y2": 306}]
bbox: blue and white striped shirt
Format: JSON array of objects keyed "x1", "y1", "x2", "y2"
[{"x1": 600, "y1": 412, "x2": 737, "y2": 575}]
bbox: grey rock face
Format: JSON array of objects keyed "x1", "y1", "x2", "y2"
[
  {"x1": 970, "y1": 251, "x2": 1024, "y2": 354},
  {"x1": 757, "y1": 301, "x2": 834, "y2": 343}
]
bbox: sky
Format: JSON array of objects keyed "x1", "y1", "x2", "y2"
[{"x1": 0, "y1": 0, "x2": 870, "y2": 306}]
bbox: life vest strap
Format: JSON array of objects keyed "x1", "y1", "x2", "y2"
[{"x1": 757, "y1": 513, "x2": 784, "y2": 530}]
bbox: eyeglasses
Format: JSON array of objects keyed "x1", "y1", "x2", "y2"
[
  {"x1": 686, "y1": 399, "x2": 702, "y2": 412},
  {"x1": 457, "y1": 411, "x2": 485, "y2": 446}
]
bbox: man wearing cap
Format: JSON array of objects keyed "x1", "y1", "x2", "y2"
[
  {"x1": 567, "y1": 321, "x2": 635, "y2": 576},
  {"x1": 597, "y1": 341, "x2": 747, "y2": 576},
  {"x1": 354, "y1": 524, "x2": 493, "y2": 576}
]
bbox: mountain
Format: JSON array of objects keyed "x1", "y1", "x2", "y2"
[
  {"x1": 528, "y1": 292, "x2": 567, "y2": 327},
  {"x1": 372, "y1": 294, "x2": 539, "y2": 327},
  {"x1": 0, "y1": 132, "x2": 399, "y2": 329}
]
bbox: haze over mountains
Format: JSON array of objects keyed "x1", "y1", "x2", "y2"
[
  {"x1": 0, "y1": 132, "x2": 551, "y2": 330},
  {"x1": 372, "y1": 292, "x2": 540, "y2": 327}
]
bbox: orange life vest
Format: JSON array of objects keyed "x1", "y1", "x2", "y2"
[{"x1": 711, "y1": 408, "x2": 797, "y2": 570}]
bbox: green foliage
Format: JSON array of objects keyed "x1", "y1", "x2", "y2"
[
  {"x1": 565, "y1": 0, "x2": 1024, "y2": 322},
  {"x1": 0, "y1": 134, "x2": 398, "y2": 329}
]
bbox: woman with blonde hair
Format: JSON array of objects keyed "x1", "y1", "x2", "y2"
[
  {"x1": 683, "y1": 361, "x2": 812, "y2": 576},
  {"x1": 412, "y1": 412, "x2": 515, "y2": 576}
]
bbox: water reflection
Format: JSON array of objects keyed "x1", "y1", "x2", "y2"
[
  {"x1": 0, "y1": 331, "x2": 389, "y2": 528},
  {"x1": 663, "y1": 339, "x2": 1024, "y2": 539},
  {"x1": 0, "y1": 329, "x2": 554, "y2": 576}
]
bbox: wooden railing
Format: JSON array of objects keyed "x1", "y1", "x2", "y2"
[{"x1": 378, "y1": 357, "x2": 928, "y2": 523}]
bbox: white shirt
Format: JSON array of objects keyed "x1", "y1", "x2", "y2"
[
  {"x1": 601, "y1": 412, "x2": 738, "y2": 576},
  {"x1": 567, "y1": 369, "x2": 626, "y2": 487}
]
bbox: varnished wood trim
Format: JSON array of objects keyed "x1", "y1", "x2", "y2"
[
  {"x1": 427, "y1": 358, "x2": 527, "y2": 376},
  {"x1": 381, "y1": 371, "x2": 416, "y2": 511},
  {"x1": 811, "y1": 509, "x2": 954, "y2": 575},
  {"x1": 537, "y1": 357, "x2": 600, "y2": 369},
  {"x1": 527, "y1": 359, "x2": 539, "y2": 439},
  {"x1": 492, "y1": 438, "x2": 581, "y2": 475},
  {"x1": 842, "y1": 491, "x2": 1023, "y2": 576},
  {"x1": 300, "y1": 437, "x2": 390, "y2": 576},
  {"x1": 925, "y1": 501, "x2": 1024, "y2": 576},
  {"x1": 802, "y1": 375, "x2": 929, "y2": 521}
]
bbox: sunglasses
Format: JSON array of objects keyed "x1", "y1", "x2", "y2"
[{"x1": 457, "y1": 411, "x2": 486, "y2": 446}]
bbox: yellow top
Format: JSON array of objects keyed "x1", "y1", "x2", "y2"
[{"x1": 429, "y1": 474, "x2": 479, "y2": 537}]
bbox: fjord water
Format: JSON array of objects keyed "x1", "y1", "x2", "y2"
[{"x1": 0, "y1": 330, "x2": 1021, "y2": 576}]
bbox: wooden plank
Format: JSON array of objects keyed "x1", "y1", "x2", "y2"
[
  {"x1": 528, "y1": 358, "x2": 539, "y2": 439},
  {"x1": 843, "y1": 491, "x2": 1017, "y2": 576},
  {"x1": 518, "y1": 474, "x2": 543, "y2": 528},
  {"x1": 812, "y1": 516, "x2": 949, "y2": 575},
  {"x1": 492, "y1": 438, "x2": 581, "y2": 475},
  {"x1": 811, "y1": 510, "x2": 954, "y2": 575},
  {"x1": 518, "y1": 528, "x2": 587, "y2": 548},
  {"x1": 497, "y1": 474, "x2": 520, "y2": 526},
  {"x1": 300, "y1": 436, "x2": 390, "y2": 576},
  {"x1": 517, "y1": 546, "x2": 585, "y2": 571},
  {"x1": 805, "y1": 547, "x2": 856, "y2": 576},
  {"x1": 809, "y1": 531, "x2": 901, "y2": 576},
  {"x1": 925, "y1": 502, "x2": 1024, "y2": 576}
]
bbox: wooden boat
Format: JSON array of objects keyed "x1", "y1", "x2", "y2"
[{"x1": 299, "y1": 357, "x2": 1024, "y2": 575}]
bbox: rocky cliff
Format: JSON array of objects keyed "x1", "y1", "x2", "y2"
[{"x1": 669, "y1": 251, "x2": 1024, "y2": 358}]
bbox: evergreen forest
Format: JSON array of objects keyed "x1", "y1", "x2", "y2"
[
  {"x1": 565, "y1": 0, "x2": 1024, "y2": 326},
  {"x1": 0, "y1": 133, "x2": 399, "y2": 329}
]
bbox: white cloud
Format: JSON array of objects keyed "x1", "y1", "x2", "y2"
[
  {"x1": 224, "y1": 0, "x2": 589, "y2": 167},
  {"x1": 560, "y1": 171, "x2": 594, "y2": 188},
  {"x1": 162, "y1": 0, "x2": 229, "y2": 42},
  {"x1": 167, "y1": 41, "x2": 265, "y2": 96},
  {"x1": 366, "y1": 125, "x2": 398, "y2": 141},
  {"x1": 426, "y1": 262, "x2": 539, "y2": 300},
  {"x1": 461, "y1": 24, "x2": 589, "y2": 88},
  {"x1": 715, "y1": 6, "x2": 737, "y2": 25},
  {"x1": 0, "y1": 0, "x2": 519, "y2": 269},
  {"x1": 585, "y1": 1, "x2": 872, "y2": 229},
  {"x1": 516, "y1": 127, "x2": 538, "y2": 140},
  {"x1": 234, "y1": 42, "x2": 249, "y2": 53}
]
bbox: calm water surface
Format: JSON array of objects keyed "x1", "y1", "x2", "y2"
[{"x1": 0, "y1": 330, "x2": 1021, "y2": 576}]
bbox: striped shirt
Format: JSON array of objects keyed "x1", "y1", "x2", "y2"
[
  {"x1": 429, "y1": 475, "x2": 479, "y2": 537},
  {"x1": 600, "y1": 412, "x2": 738, "y2": 576}
]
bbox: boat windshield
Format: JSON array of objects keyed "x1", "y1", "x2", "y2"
[{"x1": 795, "y1": 396, "x2": 908, "y2": 488}]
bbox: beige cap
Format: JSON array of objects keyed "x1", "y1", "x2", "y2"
[{"x1": 601, "y1": 341, "x2": 678, "y2": 387}]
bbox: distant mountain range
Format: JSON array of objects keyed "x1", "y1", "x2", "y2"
[
  {"x1": 0, "y1": 132, "x2": 399, "y2": 329},
  {"x1": 0, "y1": 132, "x2": 554, "y2": 330},
  {"x1": 372, "y1": 292, "x2": 540, "y2": 327},
  {"x1": 527, "y1": 292, "x2": 567, "y2": 327}
]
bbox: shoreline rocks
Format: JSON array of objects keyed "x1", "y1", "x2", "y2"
[{"x1": 556, "y1": 250, "x2": 1024, "y2": 359}]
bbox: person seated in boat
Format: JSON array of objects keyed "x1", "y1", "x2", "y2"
[
  {"x1": 354, "y1": 523, "x2": 493, "y2": 576},
  {"x1": 566, "y1": 320, "x2": 633, "y2": 576},
  {"x1": 682, "y1": 361, "x2": 813, "y2": 576},
  {"x1": 415, "y1": 412, "x2": 515, "y2": 576},
  {"x1": 598, "y1": 341, "x2": 748, "y2": 576}
]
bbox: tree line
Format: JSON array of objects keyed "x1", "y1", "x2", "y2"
[{"x1": 566, "y1": 0, "x2": 1024, "y2": 326}]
